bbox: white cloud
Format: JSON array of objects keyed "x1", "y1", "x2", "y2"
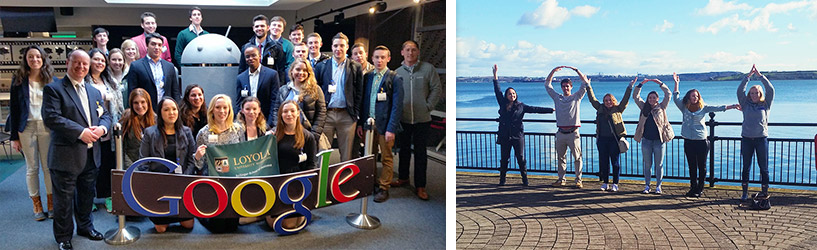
[
  {"x1": 697, "y1": 0, "x2": 752, "y2": 16},
  {"x1": 517, "y1": 0, "x2": 599, "y2": 29},
  {"x1": 455, "y1": 38, "x2": 775, "y2": 77},
  {"x1": 788, "y1": 23, "x2": 796, "y2": 31},
  {"x1": 697, "y1": 0, "x2": 814, "y2": 34},
  {"x1": 570, "y1": 5, "x2": 600, "y2": 17},
  {"x1": 655, "y1": 20, "x2": 675, "y2": 33}
]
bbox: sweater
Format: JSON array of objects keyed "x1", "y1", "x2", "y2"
[
  {"x1": 545, "y1": 79, "x2": 587, "y2": 127},
  {"x1": 588, "y1": 85, "x2": 631, "y2": 138},
  {"x1": 737, "y1": 75, "x2": 774, "y2": 138},
  {"x1": 632, "y1": 83, "x2": 675, "y2": 143}
]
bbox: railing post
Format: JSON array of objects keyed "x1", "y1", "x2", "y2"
[
  {"x1": 346, "y1": 118, "x2": 381, "y2": 229},
  {"x1": 708, "y1": 112, "x2": 717, "y2": 187},
  {"x1": 104, "y1": 123, "x2": 140, "y2": 244}
]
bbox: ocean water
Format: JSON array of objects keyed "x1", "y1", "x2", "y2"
[{"x1": 457, "y1": 80, "x2": 817, "y2": 138}]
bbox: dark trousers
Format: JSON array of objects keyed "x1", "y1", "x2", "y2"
[
  {"x1": 96, "y1": 140, "x2": 114, "y2": 198},
  {"x1": 398, "y1": 122, "x2": 430, "y2": 188},
  {"x1": 597, "y1": 136, "x2": 620, "y2": 184},
  {"x1": 684, "y1": 139, "x2": 709, "y2": 192},
  {"x1": 499, "y1": 136, "x2": 527, "y2": 185},
  {"x1": 741, "y1": 137, "x2": 769, "y2": 186},
  {"x1": 50, "y1": 150, "x2": 98, "y2": 242}
]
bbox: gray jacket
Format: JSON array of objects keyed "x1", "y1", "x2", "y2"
[
  {"x1": 139, "y1": 125, "x2": 197, "y2": 175},
  {"x1": 396, "y1": 61, "x2": 442, "y2": 124}
]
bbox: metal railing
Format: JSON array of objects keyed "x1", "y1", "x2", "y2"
[{"x1": 457, "y1": 113, "x2": 817, "y2": 187}]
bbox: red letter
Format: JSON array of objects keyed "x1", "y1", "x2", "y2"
[
  {"x1": 183, "y1": 179, "x2": 229, "y2": 218},
  {"x1": 330, "y1": 164, "x2": 360, "y2": 203}
]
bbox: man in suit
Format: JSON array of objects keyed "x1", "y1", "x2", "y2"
[
  {"x1": 306, "y1": 33, "x2": 331, "y2": 68},
  {"x1": 131, "y1": 12, "x2": 172, "y2": 63},
  {"x1": 236, "y1": 45, "x2": 280, "y2": 127},
  {"x1": 357, "y1": 45, "x2": 403, "y2": 202},
  {"x1": 314, "y1": 32, "x2": 363, "y2": 161},
  {"x1": 125, "y1": 32, "x2": 181, "y2": 111},
  {"x1": 42, "y1": 50, "x2": 112, "y2": 250},
  {"x1": 238, "y1": 15, "x2": 287, "y2": 84}
]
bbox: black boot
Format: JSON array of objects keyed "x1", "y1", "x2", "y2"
[
  {"x1": 520, "y1": 170, "x2": 528, "y2": 186},
  {"x1": 696, "y1": 182, "x2": 705, "y2": 197},
  {"x1": 499, "y1": 171, "x2": 506, "y2": 186},
  {"x1": 741, "y1": 183, "x2": 749, "y2": 201},
  {"x1": 686, "y1": 180, "x2": 697, "y2": 197}
]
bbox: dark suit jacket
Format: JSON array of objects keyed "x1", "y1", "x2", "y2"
[
  {"x1": 314, "y1": 58, "x2": 363, "y2": 120},
  {"x1": 9, "y1": 76, "x2": 58, "y2": 140},
  {"x1": 359, "y1": 69, "x2": 403, "y2": 135},
  {"x1": 236, "y1": 65, "x2": 280, "y2": 127},
  {"x1": 125, "y1": 56, "x2": 181, "y2": 111},
  {"x1": 138, "y1": 125, "x2": 197, "y2": 175},
  {"x1": 42, "y1": 76, "x2": 112, "y2": 174},
  {"x1": 238, "y1": 35, "x2": 287, "y2": 84}
]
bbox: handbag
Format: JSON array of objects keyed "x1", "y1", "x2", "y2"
[
  {"x1": 607, "y1": 118, "x2": 629, "y2": 153},
  {"x1": 750, "y1": 193, "x2": 771, "y2": 210},
  {"x1": 318, "y1": 133, "x2": 331, "y2": 150}
]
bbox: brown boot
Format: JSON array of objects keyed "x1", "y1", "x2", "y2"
[
  {"x1": 47, "y1": 194, "x2": 54, "y2": 219},
  {"x1": 31, "y1": 196, "x2": 46, "y2": 221}
]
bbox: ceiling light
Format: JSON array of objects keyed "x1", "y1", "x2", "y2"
[
  {"x1": 369, "y1": 2, "x2": 387, "y2": 14},
  {"x1": 334, "y1": 12, "x2": 345, "y2": 24}
]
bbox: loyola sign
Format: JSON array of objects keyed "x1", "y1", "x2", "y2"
[{"x1": 111, "y1": 151, "x2": 375, "y2": 235}]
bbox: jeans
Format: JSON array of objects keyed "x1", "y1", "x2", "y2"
[
  {"x1": 499, "y1": 136, "x2": 527, "y2": 185},
  {"x1": 684, "y1": 139, "x2": 709, "y2": 192},
  {"x1": 20, "y1": 120, "x2": 52, "y2": 197},
  {"x1": 597, "y1": 136, "x2": 620, "y2": 184},
  {"x1": 398, "y1": 122, "x2": 430, "y2": 188},
  {"x1": 641, "y1": 138, "x2": 665, "y2": 187},
  {"x1": 741, "y1": 137, "x2": 769, "y2": 187}
]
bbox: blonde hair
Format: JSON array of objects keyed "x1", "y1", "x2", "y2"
[
  {"x1": 206, "y1": 94, "x2": 237, "y2": 134},
  {"x1": 748, "y1": 85, "x2": 765, "y2": 103},
  {"x1": 603, "y1": 93, "x2": 618, "y2": 106},
  {"x1": 683, "y1": 89, "x2": 705, "y2": 112},
  {"x1": 121, "y1": 39, "x2": 139, "y2": 59},
  {"x1": 288, "y1": 58, "x2": 321, "y2": 102}
]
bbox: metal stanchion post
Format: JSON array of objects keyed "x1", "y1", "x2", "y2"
[
  {"x1": 105, "y1": 123, "x2": 141, "y2": 244},
  {"x1": 346, "y1": 118, "x2": 381, "y2": 229}
]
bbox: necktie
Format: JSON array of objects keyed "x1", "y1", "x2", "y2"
[{"x1": 75, "y1": 82, "x2": 93, "y2": 148}]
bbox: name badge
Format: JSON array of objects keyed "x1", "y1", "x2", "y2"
[
  {"x1": 174, "y1": 165, "x2": 182, "y2": 174},
  {"x1": 162, "y1": 46, "x2": 167, "y2": 53},
  {"x1": 377, "y1": 92, "x2": 387, "y2": 101},
  {"x1": 241, "y1": 89, "x2": 249, "y2": 97},
  {"x1": 96, "y1": 101, "x2": 104, "y2": 117},
  {"x1": 267, "y1": 56, "x2": 275, "y2": 66},
  {"x1": 298, "y1": 153, "x2": 307, "y2": 163},
  {"x1": 328, "y1": 85, "x2": 337, "y2": 93},
  {"x1": 208, "y1": 134, "x2": 218, "y2": 143},
  {"x1": 293, "y1": 94, "x2": 299, "y2": 101}
]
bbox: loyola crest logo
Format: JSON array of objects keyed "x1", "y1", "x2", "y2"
[{"x1": 214, "y1": 157, "x2": 230, "y2": 173}]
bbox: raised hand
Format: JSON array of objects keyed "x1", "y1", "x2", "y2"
[
  {"x1": 492, "y1": 64, "x2": 498, "y2": 80},
  {"x1": 629, "y1": 76, "x2": 638, "y2": 87},
  {"x1": 673, "y1": 72, "x2": 680, "y2": 84},
  {"x1": 747, "y1": 64, "x2": 756, "y2": 78}
]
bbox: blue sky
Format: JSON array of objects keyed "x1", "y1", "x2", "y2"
[{"x1": 456, "y1": 0, "x2": 817, "y2": 77}]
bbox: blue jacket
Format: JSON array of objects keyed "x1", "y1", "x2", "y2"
[
  {"x1": 359, "y1": 69, "x2": 403, "y2": 135},
  {"x1": 236, "y1": 65, "x2": 280, "y2": 127},
  {"x1": 138, "y1": 125, "x2": 197, "y2": 175},
  {"x1": 42, "y1": 76, "x2": 112, "y2": 175},
  {"x1": 9, "y1": 75, "x2": 58, "y2": 140}
]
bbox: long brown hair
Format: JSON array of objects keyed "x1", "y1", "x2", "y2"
[
  {"x1": 86, "y1": 48, "x2": 118, "y2": 90},
  {"x1": 683, "y1": 89, "x2": 704, "y2": 112},
  {"x1": 288, "y1": 58, "x2": 320, "y2": 102},
  {"x1": 640, "y1": 91, "x2": 659, "y2": 117},
  {"x1": 180, "y1": 84, "x2": 207, "y2": 129},
  {"x1": 13, "y1": 45, "x2": 54, "y2": 86},
  {"x1": 275, "y1": 100, "x2": 305, "y2": 149},
  {"x1": 119, "y1": 88, "x2": 155, "y2": 140},
  {"x1": 238, "y1": 96, "x2": 268, "y2": 132}
]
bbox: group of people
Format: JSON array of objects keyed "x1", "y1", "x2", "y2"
[
  {"x1": 492, "y1": 64, "x2": 773, "y2": 201},
  {"x1": 11, "y1": 7, "x2": 442, "y2": 250}
]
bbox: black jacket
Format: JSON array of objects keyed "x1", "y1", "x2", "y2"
[{"x1": 494, "y1": 79, "x2": 553, "y2": 144}]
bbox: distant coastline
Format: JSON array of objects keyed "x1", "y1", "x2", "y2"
[{"x1": 457, "y1": 70, "x2": 817, "y2": 83}]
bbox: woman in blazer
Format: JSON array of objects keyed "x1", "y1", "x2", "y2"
[
  {"x1": 588, "y1": 77, "x2": 635, "y2": 192},
  {"x1": 633, "y1": 79, "x2": 675, "y2": 194},
  {"x1": 10, "y1": 45, "x2": 57, "y2": 221},
  {"x1": 139, "y1": 97, "x2": 196, "y2": 233},
  {"x1": 492, "y1": 65, "x2": 553, "y2": 186},
  {"x1": 274, "y1": 58, "x2": 327, "y2": 148}
]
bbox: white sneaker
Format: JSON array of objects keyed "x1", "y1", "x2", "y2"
[
  {"x1": 611, "y1": 184, "x2": 619, "y2": 192},
  {"x1": 655, "y1": 186, "x2": 662, "y2": 194},
  {"x1": 642, "y1": 186, "x2": 650, "y2": 194},
  {"x1": 600, "y1": 183, "x2": 608, "y2": 191}
]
